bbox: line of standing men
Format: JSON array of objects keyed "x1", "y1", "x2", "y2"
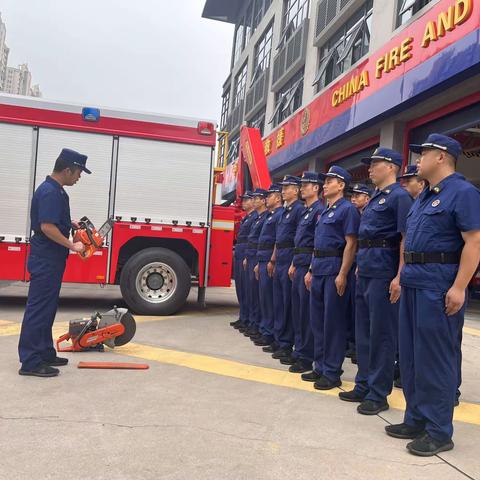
[{"x1": 231, "y1": 133, "x2": 480, "y2": 457}]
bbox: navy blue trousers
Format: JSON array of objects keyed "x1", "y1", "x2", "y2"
[
  {"x1": 310, "y1": 275, "x2": 350, "y2": 381},
  {"x1": 18, "y1": 255, "x2": 65, "y2": 370},
  {"x1": 346, "y1": 268, "x2": 356, "y2": 349},
  {"x1": 399, "y1": 286, "x2": 465, "y2": 442},
  {"x1": 291, "y1": 265, "x2": 313, "y2": 362},
  {"x1": 273, "y1": 262, "x2": 294, "y2": 349},
  {"x1": 234, "y1": 254, "x2": 249, "y2": 324},
  {"x1": 354, "y1": 276, "x2": 398, "y2": 402},
  {"x1": 246, "y1": 256, "x2": 260, "y2": 328},
  {"x1": 258, "y1": 261, "x2": 274, "y2": 338}
]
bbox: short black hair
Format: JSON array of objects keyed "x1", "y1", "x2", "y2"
[{"x1": 53, "y1": 158, "x2": 81, "y2": 173}]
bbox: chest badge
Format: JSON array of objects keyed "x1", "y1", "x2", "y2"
[
  {"x1": 286, "y1": 213, "x2": 290, "y2": 219},
  {"x1": 328, "y1": 212, "x2": 334, "y2": 218},
  {"x1": 304, "y1": 214, "x2": 309, "y2": 219},
  {"x1": 379, "y1": 198, "x2": 386, "y2": 205},
  {"x1": 432, "y1": 199, "x2": 441, "y2": 207}
]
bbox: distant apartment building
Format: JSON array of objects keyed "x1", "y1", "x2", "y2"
[
  {"x1": 0, "y1": 14, "x2": 9, "y2": 90},
  {"x1": 5, "y1": 64, "x2": 32, "y2": 96}
]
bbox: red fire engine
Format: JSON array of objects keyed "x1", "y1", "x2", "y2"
[{"x1": 0, "y1": 93, "x2": 270, "y2": 315}]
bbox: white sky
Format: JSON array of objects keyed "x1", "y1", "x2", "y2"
[{"x1": 0, "y1": 0, "x2": 234, "y2": 122}]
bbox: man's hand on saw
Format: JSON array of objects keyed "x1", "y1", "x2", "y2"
[
  {"x1": 71, "y1": 220, "x2": 81, "y2": 229},
  {"x1": 71, "y1": 241, "x2": 85, "y2": 253}
]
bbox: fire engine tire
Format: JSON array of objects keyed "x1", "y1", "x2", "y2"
[{"x1": 120, "y1": 247, "x2": 191, "y2": 315}]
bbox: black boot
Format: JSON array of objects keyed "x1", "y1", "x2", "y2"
[{"x1": 385, "y1": 423, "x2": 425, "y2": 439}]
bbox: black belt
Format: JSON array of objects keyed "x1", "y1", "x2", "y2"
[
  {"x1": 276, "y1": 241, "x2": 294, "y2": 249},
  {"x1": 258, "y1": 243, "x2": 274, "y2": 251},
  {"x1": 314, "y1": 249, "x2": 344, "y2": 258},
  {"x1": 247, "y1": 242, "x2": 258, "y2": 249},
  {"x1": 294, "y1": 247, "x2": 314, "y2": 255},
  {"x1": 404, "y1": 251, "x2": 461, "y2": 264},
  {"x1": 359, "y1": 238, "x2": 399, "y2": 249}
]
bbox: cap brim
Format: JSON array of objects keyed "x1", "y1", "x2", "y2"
[
  {"x1": 81, "y1": 166, "x2": 92, "y2": 174},
  {"x1": 397, "y1": 173, "x2": 417, "y2": 180},
  {"x1": 360, "y1": 157, "x2": 373, "y2": 165},
  {"x1": 351, "y1": 189, "x2": 370, "y2": 195},
  {"x1": 409, "y1": 144, "x2": 424, "y2": 154}
]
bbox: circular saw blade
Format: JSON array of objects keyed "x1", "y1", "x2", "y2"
[{"x1": 114, "y1": 311, "x2": 137, "y2": 346}]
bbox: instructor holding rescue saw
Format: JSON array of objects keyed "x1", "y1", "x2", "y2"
[{"x1": 18, "y1": 148, "x2": 89, "y2": 378}]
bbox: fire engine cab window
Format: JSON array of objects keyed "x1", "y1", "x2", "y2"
[
  {"x1": 396, "y1": 0, "x2": 433, "y2": 28},
  {"x1": 313, "y1": 0, "x2": 373, "y2": 92}
]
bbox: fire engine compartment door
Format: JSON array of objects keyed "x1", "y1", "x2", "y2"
[
  {"x1": 115, "y1": 137, "x2": 212, "y2": 226},
  {"x1": 0, "y1": 123, "x2": 35, "y2": 241},
  {"x1": 34, "y1": 129, "x2": 114, "y2": 233}
]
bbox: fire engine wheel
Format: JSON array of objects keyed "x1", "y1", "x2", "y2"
[{"x1": 120, "y1": 247, "x2": 191, "y2": 315}]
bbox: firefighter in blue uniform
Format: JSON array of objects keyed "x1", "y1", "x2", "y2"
[
  {"x1": 339, "y1": 148, "x2": 413, "y2": 413},
  {"x1": 303, "y1": 166, "x2": 360, "y2": 389},
  {"x1": 386, "y1": 134, "x2": 480, "y2": 456},
  {"x1": 346, "y1": 183, "x2": 372, "y2": 364},
  {"x1": 231, "y1": 191, "x2": 256, "y2": 330},
  {"x1": 241, "y1": 188, "x2": 269, "y2": 337},
  {"x1": 270, "y1": 176, "x2": 304, "y2": 364},
  {"x1": 398, "y1": 164, "x2": 426, "y2": 200},
  {"x1": 250, "y1": 184, "x2": 284, "y2": 346},
  {"x1": 288, "y1": 172, "x2": 324, "y2": 374},
  {"x1": 18, "y1": 148, "x2": 89, "y2": 377}
]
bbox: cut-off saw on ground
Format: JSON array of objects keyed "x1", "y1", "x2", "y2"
[{"x1": 56, "y1": 307, "x2": 136, "y2": 352}]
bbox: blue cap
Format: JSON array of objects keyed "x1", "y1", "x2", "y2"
[
  {"x1": 267, "y1": 183, "x2": 282, "y2": 193},
  {"x1": 361, "y1": 147, "x2": 403, "y2": 168},
  {"x1": 57, "y1": 148, "x2": 91, "y2": 174},
  {"x1": 350, "y1": 183, "x2": 372, "y2": 196},
  {"x1": 251, "y1": 188, "x2": 269, "y2": 198},
  {"x1": 300, "y1": 171, "x2": 321, "y2": 184},
  {"x1": 397, "y1": 164, "x2": 419, "y2": 180},
  {"x1": 409, "y1": 133, "x2": 462, "y2": 160},
  {"x1": 279, "y1": 175, "x2": 301, "y2": 186},
  {"x1": 240, "y1": 190, "x2": 254, "y2": 199},
  {"x1": 319, "y1": 165, "x2": 352, "y2": 185}
]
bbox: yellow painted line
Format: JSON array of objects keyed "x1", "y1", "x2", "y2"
[
  {"x1": 0, "y1": 320, "x2": 13, "y2": 326},
  {"x1": 464, "y1": 326, "x2": 480, "y2": 337},
  {"x1": 115, "y1": 342, "x2": 480, "y2": 427}
]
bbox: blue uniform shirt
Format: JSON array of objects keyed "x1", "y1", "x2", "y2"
[
  {"x1": 357, "y1": 182, "x2": 413, "y2": 279},
  {"x1": 235, "y1": 211, "x2": 257, "y2": 259},
  {"x1": 401, "y1": 173, "x2": 480, "y2": 292},
  {"x1": 312, "y1": 198, "x2": 360, "y2": 276},
  {"x1": 246, "y1": 210, "x2": 268, "y2": 259},
  {"x1": 275, "y1": 200, "x2": 304, "y2": 265},
  {"x1": 293, "y1": 200, "x2": 324, "y2": 268},
  {"x1": 30, "y1": 176, "x2": 71, "y2": 261},
  {"x1": 257, "y1": 207, "x2": 284, "y2": 262}
]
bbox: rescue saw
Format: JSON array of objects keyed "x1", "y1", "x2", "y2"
[
  {"x1": 73, "y1": 216, "x2": 114, "y2": 260},
  {"x1": 56, "y1": 307, "x2": 136, "y2": 352}
]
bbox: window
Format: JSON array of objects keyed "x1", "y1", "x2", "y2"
[
  {"x1": 233, "y1": 20, "x2": 245, "y2": 66},
  {"x1": 269, "y1": 69, "x2": 304, "y2": 127},
  {"x1": 227, "y1": 135, "x2": 240, "y2": 165},
  {"x1": 284, "y1": 0, "x2": 310, "y2": 30},
  {"x1": 313, "y1": 0, "x2": 373, "y2": 91},
  {"x1": 278, "y1": 0, "x2": 309, "y2": 48},
  {"x1": 233, "y1": 63, "x2": 248, "y2": 107},
  {"x1": 396, "y1": 0, "x2": 433, "y2": 27},
  {"x1": 248, "y1": 108, "x2": 267, "y2": 137},
  {"x1": 220, "y1": 90, "x2": 230, "y2": 129},
  {"x1": 245, "y1": 3, "x2": 253, "y2": 45},
  {"x1": 251, "y1": 23, "x2": 274, "y2": 85},
  {"x1": 253, "y1": 0, "x2": 273, "y2": 31}
]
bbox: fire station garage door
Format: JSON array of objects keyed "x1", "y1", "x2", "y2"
[
  {"x1": 0, "y1": 123, "x2": 35, "y2": 241},
  {"x1": 115, "y1": 137, "x2": 212, "y2": 227},
  {"x1": 35, "y1": 129, "x2": 114, "y2": 230}
]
